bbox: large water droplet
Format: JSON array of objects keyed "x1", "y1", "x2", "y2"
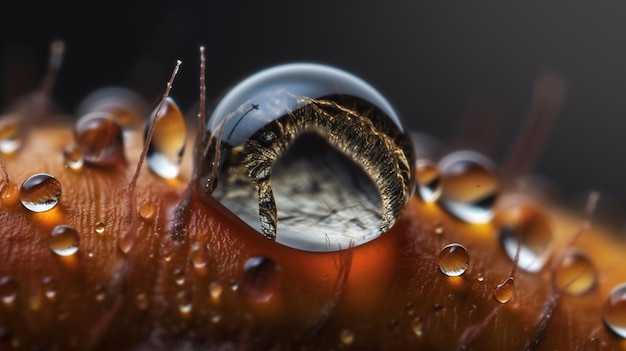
[
  {"x1": 63, "y1": 144, "x2": 84, "y2": 170},
  {"x1": 496, "y1": 199, "x2": 553, "y2": 272},
  {"x1": 0, "y1": 118, "x2": 22, "y2": 154},
  {"x1": 553, "y1": 249, "x2": 597, "y2": 296},
  {"x1": 74, "y1": 112, "x2": 126, "y2": 167},
  {"x1": 493, "y1": 277, "x2": 515, "y2": 304},
  {"x1": 49, "y1": 224, "x2": 80, "y2": 256},
  {"x1": 437, "y1": 151, "x2": 500, "y2": 224},
  {"x1": 20, "y1": 173, "x2": 61, "y2": 212},
  {"x1": 0, "y1": 276, "x2": 17, "y2": 305},
  {"x1": 145, "y1": 97, "x2": 186, "y2": 179},
  {"x1": 239, "y1": 256, "x2": 281, "y2": 302},
  {"x1": 602, "y1": 282, "x2": 626, "y2": 338},
  {"x1": 202, "y1": 63, "x2": 415, "y2": 251},
  {"x1": 415, "y1": 159, "x2": 441, "y2": 202},
  {"x1": 437, "y1": 243, "x2": 469, "y2": 277}
]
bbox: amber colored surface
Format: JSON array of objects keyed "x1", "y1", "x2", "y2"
[{"x1": 0, "y1": 126, "x2": 625, "y2": 350}]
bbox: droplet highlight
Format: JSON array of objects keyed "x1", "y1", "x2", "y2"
[
  {"x1": 415, "y1": 159, "x2": 441, "y2": 202},
  {"x1": 0, "y1": 276, "x2": 17, "y2": 305},
  {"x1": 239, "y1": 256, "x2": 281, "y2": 302},
  {"x1": 411, "y1": 316, "x2": 425, "y2": 336},
  {"x1": 74, "y1": 112, "x2": 126, "y2": 167},
  {"x1": 437, "y1": 243, "x2": 469, "y2": 277},
  {"x1": 145, "y1": 97, "x2": 186, "y2": 179},
  {"x1": 176, "y1": 290, "x2": 193, "y2": 315},
  {"x1": 189, "y1": 242, "x2": 210, "y2": 269},
  {"x1": 493, "y1": 277, "x2": 515, "y2": 304},
  {"x1": 553, "y1": 249, "x2": 597, "y2": 296},
  {"x1": 20, "y1": 173, "x2": 62, "y2": 212},
  {"x1": 49, "y1": 224, "x2": 80, "y2": 256},
  {"x1": 496, "y1": 199, "x2": 553, "y2": 273},
  {"x1": 602, "y1": 282, "x2": 626, "y2": 338},
  {"x1": 437, "y1": 151, "x2": 500, "y2": 224},
  {"x1": 42, "y1": 277, "x2": 57, "y2": 300}
]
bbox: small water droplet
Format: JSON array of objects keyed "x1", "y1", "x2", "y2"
[
  {"x1": 94, "y1": 285, "x2": 106, "y2": 302},
  {"x1": 177, "y1": 290, "x2": 192, "y2": 315},
  {"x1": 0, "y1": 181, "x2": 18, "y2": 206},
  {"x1": 553, "y1": 249, "x2": 597, "y2": 296},
  {"x1": 136, "y1": 292, "x2": 149, "y2": 310},
  {"x1": 437, "y1": 243, "x2": 469, "y2": 277},
  {"x1": 437, "y1": 151, "x2": 500, "y2": 224},
  {"x1": 493, "y1": 277, "x2": 515, "y2": 304},
  {"x1": 0, "y1": 118, "x2": 22, "y2": 154},
  {"x1": 145, "y1": 97, "x2": 186, "y2": 179},
  {"x1": 433, "y1": 221, "x2": 445, "y2": 235},
  {"x1": 477, "y1": 273, "x2": 484, "y2": 282},
  {"x1": 138, "y1": 202, "x2": 156, "y2": 220},
  {"x1": 173, "y1": 268, "x2": 185, "y2": 286},
  {"x1": 602, "y1": 282, "x2": 626, "y2": 338},
  {"x1": 209, "y1": 281, "x2": 223, "y2": 302},
  {"x1": 63, "y1": 144, "x2": 84, "y2": 170},
  {"x1": 0, "y1": 276, "x2": 17, "y2": 305},
  {"x1": 42, "y1": 277, "x2": 57, "y2": 300},
  {"x1": 211, "y1": 312, "x2": 222, "y2": 324},
  {"x1": 49, "y1": 225, "x2": 80, "y2": 256},
  {"x1": 74, "y1": 112, "x2": 126, "y2": 167},
  {"x1": 94, "y1": 221, "x2": 105, "y2": 235},
  {"x1": 19, "y1": 173, "x2": 61, "y2": 212},
  {"x1": 415, "y1": 159, "x2": 441, "y2": 202},
  {"x1": 340, "y1": 328, "x2": 355, "y2": 345},
  {"x1": 239, "y1": 256, "x2": 281, "y2": 302},
  {"x1": 411, "y1": 316, "x2": 424, "y2": 336},
  {"x1": 433, "y1": 303, "x2": 443, "y2": 313},
  {"x1": 189, "y1": 242, "x2": 210, "y2": 269},
  {"x1": 496, "y1": 200, "x2": 553, "y2": 273}
]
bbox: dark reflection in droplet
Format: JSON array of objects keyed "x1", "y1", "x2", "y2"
[
  {"x1": 74, "y1": 112, "x2": 126, "y2": 167},
  {"x1": 20, "y1": 173, "x2": 61, "y2": 212},
  {"x1": 239, "y1": 256, "x2": 281, "y2": 302}
]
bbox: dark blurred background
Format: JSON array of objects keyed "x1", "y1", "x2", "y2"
[{"x1": 2, "y1": 1, "x2": 626, "y2": 215}]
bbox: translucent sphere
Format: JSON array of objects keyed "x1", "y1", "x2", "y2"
[{"x1": 201, "y1": 63, "x2": 415, "y2": 251}]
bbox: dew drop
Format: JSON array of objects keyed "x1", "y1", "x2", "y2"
[
  {"x1": 74, "y1": 112, "x2": 126, "y2": 167},
  {"x1": 553, "y1": 249, "x2": 597, "y2": 296},
  {"x1": 415, "y1": 159, "x2": 441, "y2": 202},
  {"x1": 63, "y1": 144, "x2": 84, "y2": 170},
  {"x1": 0, "y1": 276, "x2": 17, "y2": 305},
  {"x1": 493, "y1": 277, "x2": 515, "y2": 304},
  {"x1": 136, "y1": 292, "x2": 149, "y2": 310},
  {"x1": 411, "y1": 316, "x2": 425, "y2": 336},
  {"x1": 209, "y1": 282, "x2": 223, "y2": 302},
  {"x1": 176, "y1": 290, "x2": 193, "y2": 315},
  {"x1": 0, "y1": 182, "x2": 18, "y2": 206},
  {"x1": 433, "y1": 221, "x2": 445, "y2": 235},
  {"x1": 340, "y1": 328, "x2": 355, "y2": 345},
  {"x1": 94, "y1": 221, "x2": 105, "y2": 235},
  {"x1": 476, "y1": 273, "x2": 484, "y2": 282},
  {"x1": 138, "y1": 202, "x2": 156, "y2": 220},
  {"x1": 94, "y1": 285, "x2": 106, "y2": 302},
  {"x1": 437, "y1": 151, "x2": 500, "y2": 224},
  {"x1": 437, "y1": 243, "x2": 469, "y2": 277},
  {"x1": 42, "y1": 277, "x2": 57, "y2": 300},
  {"x1": 49, "y1": 224, "x2": 80, "y2": 256},
  {"x1": 239, "y1": 256, "x2": 281, "y2": 302},
  {"x1": 496, "y1": 200, "x2": 553, "y2": 273},
  {"x1": 189, "y1": 242, "x2": 210, "y2": 269},
  {"x1": 173, "y1": 268, "x2": 185, "y2": 286},
  {"x1": 145, "y1": 97, "x2": 186, "y2": 179},
  {"x1": 203, "y1": 63, "x2": 415, "y2": 252},
  {"x1": 0, "y1": 118, "x2": 22, "y2": 154},
  {"x1": 19, "y1": 173, "x2": 61, "y2": 212},
  {"x1": 602, "y1": 282, "x2": 626, "y2": 338}
]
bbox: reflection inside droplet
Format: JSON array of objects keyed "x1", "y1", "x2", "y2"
[
  {"x1": 437, "y1": 151, "x2": 499, "y2": 224},
  {"x1": 49, "y1": 224, "x2": 80, "y2": 256},
  {"x1": 493, "y1": 277, "x2": 515, "y2": 304},
  {"x1": 0, "y1": 117, "x2": 22, "y2": 154},
  {"x1": 602, "y1": 282, "x2": 626, "y2": 338},
  {"x1": 239, "y1": 256, "x2": 281, "y2": 302},
  {"x1": 145, "y1": 97, "x2": 186, "y2": 179},
  {"x1": 437, "y1": 243, "x2": 469, "y2": 277},
  {"x1": 20, "y1": 173, "x2": 62, "y2": 212},
  {"x1": 74, "y1": 112, "x2": 126, "y2": 168},
  {"x1": 553, "y1": 249, "x2": 597, "y2": 296},
  {"x1": 415, "y1": 159, "x2": 441, "y2": 202},
  {"x1": 202, "y1": 63, "x2": 415, "y2": 251},
  {"x1": 63, "y1": 144, "x2": 84, "y2": 170}
]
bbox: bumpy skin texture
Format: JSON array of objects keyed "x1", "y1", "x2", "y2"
[{"x1": 0, "y1": 123, "x2": 625, "y2": 351}]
